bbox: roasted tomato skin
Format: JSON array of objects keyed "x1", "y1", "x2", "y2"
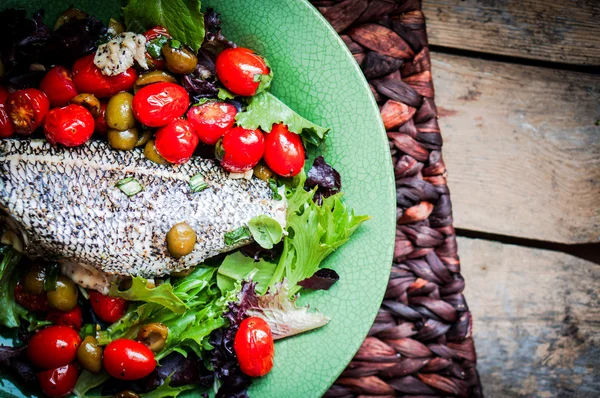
[
  {"x1": 263, "y1": 123, "x2": 305, "y2": 177},
  {"x1": 27, "y1": 326, "x2": 81, "y2": 369},
  {"x1": 14, "y1": 281, "x2": 51, "y2": 312},
  {"x1": 95, "y1": 102, "x2": 108, "y2": 136},
  {"x1": 43, "y1": 104, "x2": 95, "y2": 147},
  {"x1": 233, "y1": 317, "x2": 274, "y2": 377},
  {"x1": 46, "y1": 305, "x2": 83, "y2": 330},
  {"x1": 103, "y1": 339, "x2": 156, "y2": 380},
  {"x1": 6, "y1": 88, "x2": 50, "y2": 135},
  {"x1": 0, "y1": 86, "x2": 15, "y2": 138},
  {"x1": 216, "y1": 127, "x2": 265, "y2": 173},
  {"x1": 187, "y1": 101, "x2": 237, "y2": 145},
  {"x1": 143, "y1": 26, "x2": 171, "y2": 70},
  {"x1": 155, "y1": 119, "x2": 199, "y2": 164},
  {"x1": 215, "y1": 47, "x2": 270, "y2": 96},
  {"x1": 72, "y1": 54, "x2": 137, "y2": 98},
  {"x1": 89, "y1": 291, "x2": 128, "y2": 324},
  {"x1": 37, "y1": 363, "x2": 78, "y2": 397},
  {"x1": 132, "y1": 82, "x2": 189, "y2": 127},
  {"x1": 39, "y1": 66, "x2": 78, "y2": 107}
]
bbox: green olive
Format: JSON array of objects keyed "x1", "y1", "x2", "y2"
[
  {"x1": 162, "y1": 43, "x2": 198, "y2": 75},
  {"x1": 115, "y1": 391, "x2": 140, "y2": 398},
  {"x1": 106, "y1": 92, "x2": 136, "y2": 131},
  {"x1": 253, "y1": 163, "x2": 274, "y2": 182},
  {"x1": 134, "y1": 71, "x2": 177, "y2": 93},
  {"x1": 70, "y1": 93, "x2": 101, "y2": 118},
  {"x1": 135, "y1": 129, "x2": 152, "y2": 148},
  {"x1": 54, "y1": 7, "x2": 87, "y2": 31},
  {"x1": 77, "y1": 336, "x2": 103, "y2": 374},
  {"x1": 166, "y1": 222, "x2": 196, "y2": 259},
  {"x1": 137, "y1": 323, "x2": 168, "y2": 352},
  {"x1": 144, "y1": 139, "x2": 168, "y2": 164},
  {"x1": 23, "y1": 263, "x2": 46, "y2": 295},
  {"x1": 47, "y1": 275, "x2": 78, "y2": 311},
  {"x1": 108, "y1": 128, "x2": 139, "y2": 151},
  {"x1": 107, "y1": 18, "x2": 125, "y2": 37}
]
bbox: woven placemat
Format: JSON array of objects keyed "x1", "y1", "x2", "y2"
[{"x1": 310, "y1": 1, "x2": 484, "y2": 397}]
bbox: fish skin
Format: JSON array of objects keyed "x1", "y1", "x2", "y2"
[{"x1": 0, "y1": 139, "x2": 286, "y2": 278}]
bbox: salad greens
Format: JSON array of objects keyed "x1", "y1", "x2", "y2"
[
  {"x1": 216, "y1": 251, "x2": 277, "y2": 295},
  {"x1": 0, "y1": 246, "x2": 26, "y2": 328},
  {"x1": 109, "y1": 276, "x2": 187, "y2": 314},
  {"x1": 123, "y1": 0, "x2": 205, "y2": 52},
  {"x1": 248, "y1": 215, "x2": 284, "y2": 250}
]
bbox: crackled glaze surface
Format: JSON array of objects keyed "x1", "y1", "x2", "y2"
[{"x1": 0, "y1": 0, "x2": 395, "y2": 397}]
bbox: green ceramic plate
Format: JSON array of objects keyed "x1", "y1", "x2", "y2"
[{"x1": 0, "y1": 0, "x2": 395, "y2": 397}]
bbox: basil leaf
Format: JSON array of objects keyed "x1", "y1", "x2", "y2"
[
  {"x1": 268, "y1": 178, "x2": 282, "y2": 200},
  {"x1": 146, "y1": 36, "x2": 169, "y2": 59},
  {"x1": 224, "y1": 226, "x2": 251, "y2": 246},
  {"x1": 248, "y1": 215, "x2": 283, "y2": 250},
  {"x1": 123, "y1": 0, "x2": 206, "y2": 52}
]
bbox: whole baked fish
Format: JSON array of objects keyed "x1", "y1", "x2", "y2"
[{"x1": 0, "y1": 139, "x2": 286, "y2": 291}]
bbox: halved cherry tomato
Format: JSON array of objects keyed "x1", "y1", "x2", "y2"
[
  {"x1": 43, "y1": 104, "x2": 94, "y2": 147},
  {"x1": 155, "y1": 119, "x2": 198, "y2": 164},
  {"x1": 187, "y1": 101, "x2": 237, "y2": 145},
  {"x1": 27, "y1": 326, "x2": 81, "y2": 369},
  {"x1": 103, "y1": 339, "x2": 156, "y2": 380},
  {"x1": 37, "y1": 363, "x2": 78, "y2": 397},
  {"x1": 95, "y1": 102, "x2": 108, "y2": 136},
  {"x1": 216, "y1": 127, "x2": 265, "y2": 173},
  {"x1": 215, "y1": 47, "x2": 270, "y2": 96},
  {"x1": 72, "y1": 54, "x2": 137, "y2": 98},
  {"x1": 6, "y1": 88, "x2": 49, "y2": 135},
  {"x1": 46, "y1": 305, "x2": 83, "y2": 330},
  {"x1": 0, "y1": 86, "x2": 15, "y2": 138},
  {"x1": 144, "y1": 26, "x2": 171, "y2": 70},
  {"x1": 89, "y1": 290, "x2": 128, "y2": 324},
  {"x1": 234, "y1": 317, "x2": 274, "y2": 377},
  {"x1": 263, "y1": 123, "x2": 305, "y2": 177},
  {"x1": 39, "y1": 66, "x2": 78, "y2": 107},
  {"x1": 132, "y1": 82, "x2": 189, "y2": 127},
  {"x1": 14, "y1": 282, "x2": 51, "y2": 313}
]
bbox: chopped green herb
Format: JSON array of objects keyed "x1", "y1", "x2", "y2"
[
  {"x1": 268, "y1": 179, "x2": 282, "y2": 200},
  {"x1": 44, "y1": 263, "x2": 59, "y2": 292},
  {"x1": 189, "y1": 174, "x2": 208, "y2": 193},
  {"x1": 170, "y1": 39, "x2": 182, "y2": 49},
  {"x1": 217, "y1": 87, "x2": 236, "y2": 101},
  {"x1": 146, "y1": 36, "x2": 169, "y2": 59},
  {"x1": 224, "y1": 226, "x2": 251, "y2": 246},
  {"x1": 116, "y1": 177, "x2": 144, "y2": 197},
  {"x1": 194, "y1": 98, "x2": 213, "y2": 106}
]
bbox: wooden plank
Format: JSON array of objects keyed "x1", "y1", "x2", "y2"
[
  {"x1": 430, "y1": 52, "x2": 600, "y2": 244},
  {"x1": 422, "y1": 0, "x2": 600, "y2": 65},
  {"x1": 458, "y1": 237, "x2": 600, "y2": 398}
]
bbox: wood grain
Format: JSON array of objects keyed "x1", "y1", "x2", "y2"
[
  {"x1": 459, "y1": 237, "x2": 600, "y2": 397},
  {"x1": 430, "y1": 52, "x2": 600, "y2": 244},
  {"x1": 422, "y1": 0, "x2": 600, "y2": 65}
]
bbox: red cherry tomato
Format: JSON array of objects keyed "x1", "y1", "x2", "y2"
[
  {"x1": 14, "y1": 282, "x2": 51, "y2": 312},
  {"x1": 0, "y1": 86, "x2": 15, "y2": 138},
  {"x1": 103, "y1": 339, "x2": 156, "y2": 380},
  {"x1": 72, "y1": 54, "x2": 137, "y2": 98},
  {"x1": 216, "y1": 127, "x2": 265, "y2": 173},
  {"x1": 263, "y1": 123, "x2": 305, "y2": 177},
  {"x1": 234, "y1": 317, "x2": 274, "y2": 377},
  {"x1": 144, "y1": 26, "x2": 171, "y2": 41},
  {"x1": 27, "y1": 326, "x2": 81, "y2": 369},
  {"x1": 6, "y1": 88, "x2": 49, "y2": 135},
  {"x1": 39, "y1": 66, "x2": 78, "y2": 107},
  {"x1": 43, "y1": 104, "x2": 95, "y2": 147},
  {"x1": 144, "y1": 26, "x2": 171, "y2": 70},
  {"x1": 89, "y1": 290, "x2": 128, "y2": 324},
  {"x1": 187, "y1": 101, "x2": 237, "y2": 145},
  {"x1": 37, "y1": 363, "x2": 78, "y2": 397},
  {"x1": 155, "y1": 119, "x2": 198, "y2": 164},
  {"x1": 216, "y1": 47, "x2": 270, "y2": 96},
  {"x1": 95, "y1": 102, "x2": 108, "y2": 136},
  {"x1": 46, "y1": 305, "x2": 83, "y2": 330},
  {"x1": 132, "y1": 82, "x2": 189, "y2": 127}
]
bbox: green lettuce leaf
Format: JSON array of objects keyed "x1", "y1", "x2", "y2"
[
  {"x1": 141, "y1": 376, "x2": 197, "y2": 398},
  {"x1": 235, "y1": 92, "x2": 330, "y2": 147},
  {"x1": 268, "y1": 172, "x2": 369, "y2": 296},
  {"x1": 73, "y1": 370, "x2": 110, "y2": 398},
  {"x1": 0, "y1": 246, "x2": 27, "y2": 328},
  {"x1": 248, "y1": 215, "x2": 283, "y2": 249},
  {"x1": 123, "y1": 0, "x2": 205, "y2": 52},
  {"x1": 109, "y1": 276, "x2": 187, "y2": 314},
  {"x1": 216, "y1": 251, "x2": 277, "y2": 295}
]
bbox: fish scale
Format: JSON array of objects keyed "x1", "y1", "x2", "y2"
[{"x1": 0, "y1": 139, "x2": 286, "y2": 277}]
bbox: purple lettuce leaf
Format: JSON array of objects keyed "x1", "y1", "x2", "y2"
[
  {"x1": 297, "y1": 268, "x2": 340, "y2": 291},
  {"x1": 304, "y1": 156, "x2": 342, "y2": 205}
]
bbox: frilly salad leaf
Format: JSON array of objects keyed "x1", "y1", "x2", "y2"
[
  {"x1": 141, "y1": 376, "x2": 196, "y2": 398},
  {"x1": 245, "y1": 281, "x2": 330, "y2": 340},
  {"x1": 235, "y1": 92, "x2": 330, "y2": 147},
  {"x1": 109, "y1": 276, "x2": 187, "y2": 314},
  {"x1": 0, "y1": 246, "x2": 27, "y2": 328},
  {"x1": 217, "y1": 251, "x2": 277, "y2": 295},
  {"x1": 73, "y1": 370, "x2": 110, "y2": 398},
  {"x1": 123, "y1": 0, "x2": 205, "y2": 52}
]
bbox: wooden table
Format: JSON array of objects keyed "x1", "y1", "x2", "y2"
[{"x1": 422, "y1": 0, "x2": 600, "y2": 396}]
